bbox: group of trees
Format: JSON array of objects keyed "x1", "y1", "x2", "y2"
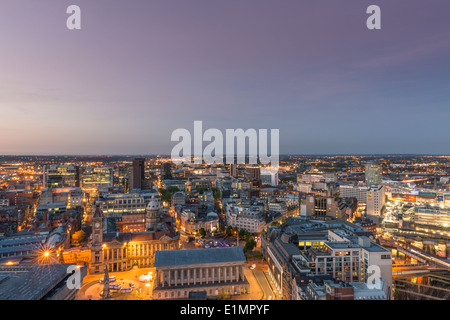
[
  {"x1": 223, "y1": 226, "x2": 256, "y2": 253},
  {"x1": 158, "y1": 186, "x2": 180, "y2": 204},
  {"x1": 71, "y1": 230, "x2": 85, "y2": 244}
]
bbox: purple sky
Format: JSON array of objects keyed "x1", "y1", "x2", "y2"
[{"x1": 1, "y1": 0, "x2": 450, "y2": 155}]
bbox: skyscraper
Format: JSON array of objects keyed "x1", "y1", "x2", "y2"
[
  {"x1": 229, "y1": 164, "x2": 238, "y2": 178},
  {"x1": 365, "y1": 161, "x2": 382, "y2": 187},
  {"x1": 130, "y1": 158, "x2": 146, "y2": 190}
]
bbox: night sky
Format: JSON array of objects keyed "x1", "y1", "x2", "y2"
[{"x1": 1, "y1": 0, "x2": 450, "y2": 155}]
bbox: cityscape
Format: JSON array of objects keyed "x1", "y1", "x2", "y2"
[
  {"x1": 0, "y1": 155, "x2": 450, "y2": 301},
  {"x1": 0, "y1": 0, "x2": 450, "y2": 309}
]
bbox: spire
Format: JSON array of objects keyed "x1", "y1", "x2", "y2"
[
  {"x1": 93, "y1": 205, "x2": 103, "y2": 219},
  {"x1": 102, "y1": 266, "x2": 111, "y2": 299}
]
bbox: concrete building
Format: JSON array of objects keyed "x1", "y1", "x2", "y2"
[
  {"x1": 339, "y1": 185, "x2": 368, "y2": 203},
  {"x1": 268, "y1": 201, "x2": 288, "y2": 216},
  {"x1": 171, "y1": 191, "x2": 186, "y2": 207},
  {"x1": 226, "y1": 203, "x2": 266, "y2": 234},
  {"x1": 414, "y1": 207, "x2": 450, "y2": 228},
  {"x1": 0, "y1": 198, "x2": 10, "y2": 207},
  {"x1": 152, "y1": 247, "x2": 249, "y2": 299},
  {"x1": 81, "y1": 167, "x2": 113, "y2": 192},
  {"x1": 95, "y1": 191, "x2": 160, "y2": 217},
  {"x1": 365, "y1": 161, "x2": 382, "y2": 187},
  {"x1": 366, "y1": 185, "x2": 386, "y2": 216},
  {"x1": 262, "y1": 217, "x2": 392, "y2": 299},
  {"x1": 129, "y1": 158, "x2": 146, "y2": 191},
  {"x1": 43, "y1": 165, "x2": 80, "y2": 189},
  {"x1": 301, "y1": 195, "x2": 355, "y2": 219},
  {"x1": 39, "y1": 187, "x2": 83, "y2": 209}
]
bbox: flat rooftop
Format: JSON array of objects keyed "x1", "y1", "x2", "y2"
[
  {"x1": 0, "y1": 263, "x2": 80, "y2": 300},
  {"x1": 154, "y1": 247, "x2": 246, "y2": 267}
]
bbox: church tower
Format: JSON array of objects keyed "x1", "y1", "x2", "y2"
[
  {"x1": 145, "y1": 201, "x2": 160, "y2": 231},
  {"x1": 90, "y1": 205, "x2": 104, "y2": 274}
]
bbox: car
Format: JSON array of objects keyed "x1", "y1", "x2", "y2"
[
  {"x1": 249, "y1": 264, "x2": 256, "y2": 270},
  {"x1": 139, "y1": 272, "x2": 153, "y2": 282},
  {"x1": 120, "y1": 287, "x2": 132, "y2": 293}
]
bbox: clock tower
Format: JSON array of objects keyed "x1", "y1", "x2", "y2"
[
  {"x1": 92, "y1": 205, "x2": 103, "y2": 246},
  {"x1": 90, "y1": 205, "x2": 104, "y2": 274}
]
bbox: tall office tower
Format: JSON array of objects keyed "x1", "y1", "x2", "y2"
[
  {"x1": 261, "y1": 167, "x2": 279, "y2": 186},
  {"x1": 42, "y1": 165, "x2": 47, "y2": 188},
  {"x1": 245, "y1": 166, "x2": 261, "y2": 180},
  {"x1": 366, "y1": 185, "x2": 386, "y2": 217},
  {"x1": 130, "y1": 158, "x2": 146, "y2": 190},
  {"x1": 229, "y1": 164, "x2": 238, "y2": 178},
  {"x1": 365, "y1": 161, "x2": 382, "y2": 187},
  {"x1": 162, "y1": 162, "x2": 173, "y2": 180}
]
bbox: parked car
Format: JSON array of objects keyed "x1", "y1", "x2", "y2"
[{"x1": 139, "y1": 272, "x2": 153, "y2": 282}]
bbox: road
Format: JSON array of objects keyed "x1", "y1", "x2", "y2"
[
  {"x1": 76, "y1": 266, "x2": 155, "y2": 300},
  {"x1": 381, "y1": 239, "x2": 450, "y2": 270},
  {"x1": 252, "y1": 269, "x2": 280, "y2": 300}
]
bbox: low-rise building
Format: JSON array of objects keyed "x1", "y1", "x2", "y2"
[{"x1": 152, "y1": 247, "x2": 249, "y2": 299}]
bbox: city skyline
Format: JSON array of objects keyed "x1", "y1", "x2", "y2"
[{"x1": 1, "y1": 0, "x2": 450, "y2": 155}]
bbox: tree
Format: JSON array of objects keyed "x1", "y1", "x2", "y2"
[
  {"x1": 198, "y1": 228, "x2": 206, "y2": 237},
  {"x1": 218, "y1": 223, "x2": 226, "y2": 232},
  {"x1": 158, "y1": 186, "x2": 180, "y2": 204},
  {"x1": 239, "y1": 229, "x2": 250, "y2": 241},
  {"x1": 244, "y1": 238, "x2": 256, "y2": 252},
  {"x1": 72, "y1": 230, "x2": 85, "y2": 244},
  {"x1": 212, "y1": 187, "x2": 221, "y2": 201},
  {"x1": 226, "y1": 226, "x2": 234, "y2": 237}
]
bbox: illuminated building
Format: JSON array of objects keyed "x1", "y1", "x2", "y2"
[
  {"x1": 129, "y1": 158, "x2": 152, "y2": 191},
  {"x1": 366, "y1": 185, "x2": 386, "y2": 217},
  {"x1": 365, "y1": 161, "x2": 382, "y2": 187},
  {"x1": 301, "y1": 195, "x2": 354, "y2": 219},
  {"x1": 226, "y1": 202, "x2": 265, "y2": 234},
  {"x1": 39, "y1": 187, "x2": 83, "y2": 209},
  {"x1": 43, "y1": 165, "x2": 80, "y2": 188},
  {"x1": 63, "y1": 206, "x2": 179, "y2": 274},
  {"x1": 414, "y1": 207, "x2": 450, "y2": 228},
  {"x1": 339, "y1": 185, "x2": 368, "y2": 203},
  {"x1": 81, "y1": 167, "x2": 113, "y2": 191},
  {"x1": 262, "y1": 217, "x2": 392, "y2": 300},
  {"x1": 95, "y1": 191, "x2": 160, "y2": 217},
  {"x1": 152, "y1": 247, "x2": 249, "y2": 299}
]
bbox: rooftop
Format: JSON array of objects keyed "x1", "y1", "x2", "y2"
[
  {"x1": 0, "y1": 263, "x2": 84, "y2": 300},
  {"x1": 154, "y1": 247, "x2": 246, "y2": 267}
]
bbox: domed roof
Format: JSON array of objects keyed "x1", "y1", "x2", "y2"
[{"x1": 147, "y1": 200, "x2": 160, "y2": 211}]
